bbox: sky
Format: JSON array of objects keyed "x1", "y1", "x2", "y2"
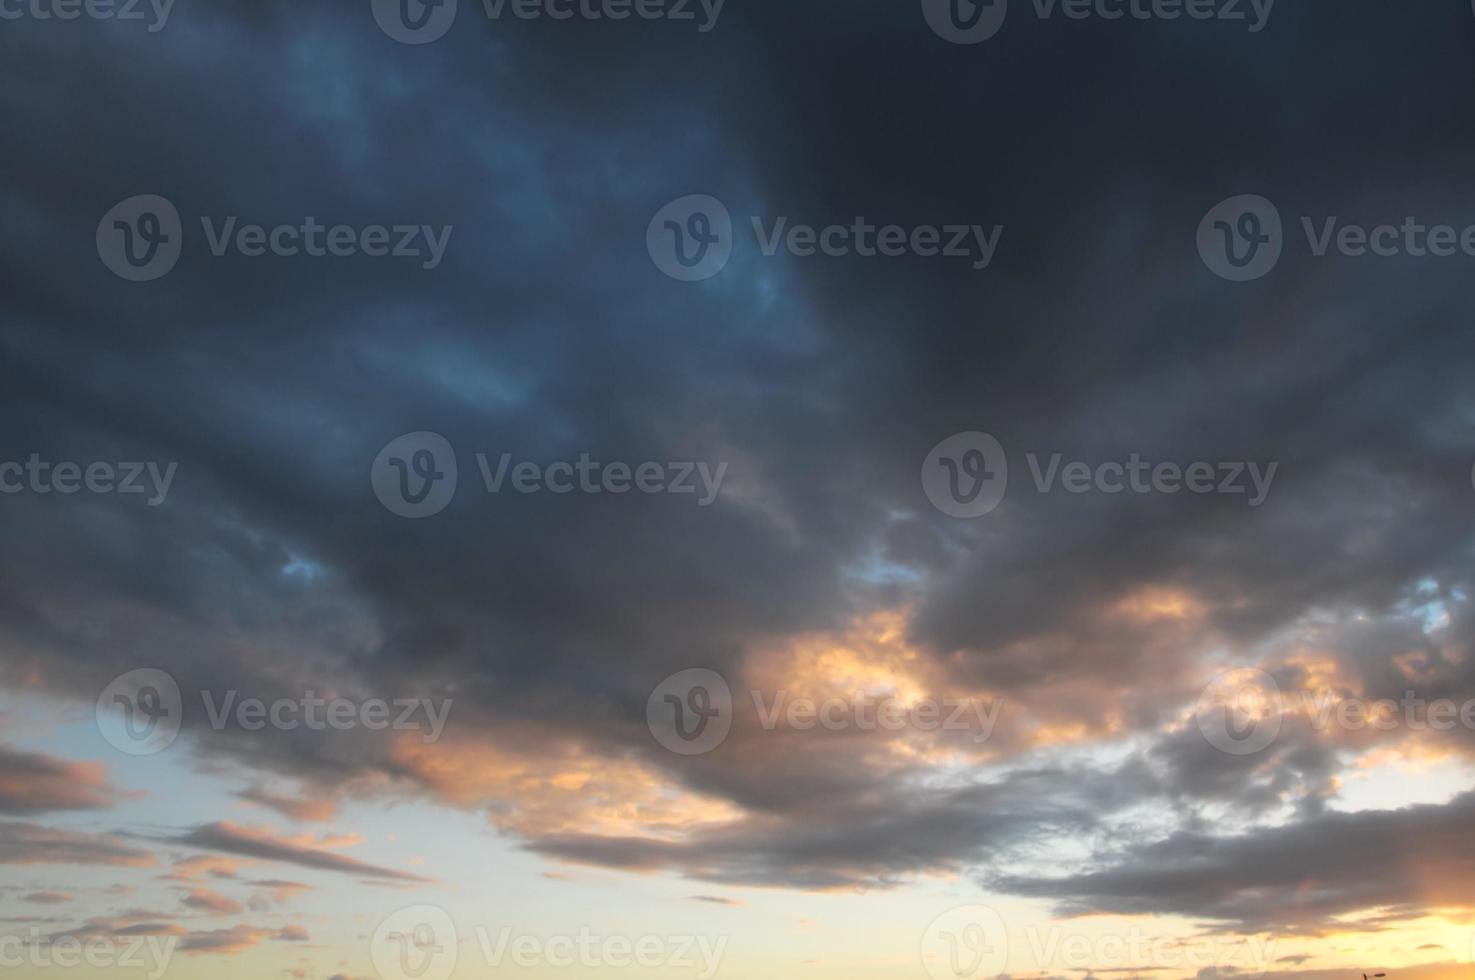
[{"x1": 5, "y1": 0, "x2": 1475, "y2": 978}]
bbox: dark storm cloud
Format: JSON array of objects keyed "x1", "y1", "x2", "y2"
[{"x1": 3, "y1": 0, "x2": 1475, "y2": 933}]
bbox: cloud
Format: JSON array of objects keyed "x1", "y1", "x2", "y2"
[
  {"x1": 178, "y1": 925, "x2": 273, "y2": 955},
  {"x1": 0, "y1": 745, "x2": 124, "y2": 814},
  {"x1": 995, "y1": 789, "x2": 1475, "y2": 932},
  {"x1": 163, "y1": 854, "x2": 245, "y2": 881},
  {"x1": 180, "y1": 887, "x2": 244, "y2": 916},
  {"x1": 0, "y1": 820, "x2": 156, "y2": 868},
  {"x1": 236, "y1": 786, "x2": 339, "y2": 823},
  {"x1": 167, "y1": 822, "x2": 428, "y2": 883},
  {"x1": 22, "y1": 890, "x2": 72, "y2": 904},
  {"x1": 247, "y1": 878, "x2": 311, "y2": 904},
  {"x1": 3, "y1": 0, "x2": 1475, "y2": 955},
  {"x1": 174, "y1": 921, "x2": 315, "y2": 955}
]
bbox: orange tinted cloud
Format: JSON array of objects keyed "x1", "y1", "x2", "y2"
[
  {"x1": 0, "y1": 744, "x2": 126, "y2": 815},
  {"x1": 181, "y1": 887, "x2": 244, "y2": 915}
]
